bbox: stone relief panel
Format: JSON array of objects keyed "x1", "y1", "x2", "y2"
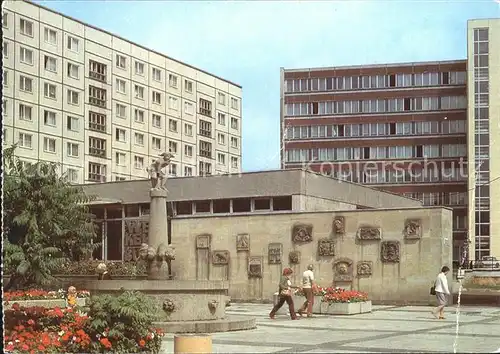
[
  {"x1": 291, "y1": 223, "x2": 313, "y2": 244},
  {"x1": 318, "y1": 238, "x2": 336, "y2": 257},
  {"x1": 332, "y1": 216, "x2": 345, "y2": 236},
  {"x1": 248, "y1": 256, "x2": 263, "y2": 278},
  {"x1": 357, "y1": 261, "x2": 373, "y2": 277},
  {"x1": 333, "y1": 258, "x2": 354, "y2": 282},
  {"x1": 212, "y1": 250, "x2": 230, "y2": 265},
  {"x1": 196, "y1": 234, "x2": 211, "y2": 249},
  {"x1": 381, "y1": 241, "x2": 400, "y2": 263},
  {"x1": 403, "y1": 219, "x2": 422, "y2": 240},
  {"x1": 357, "y1": 227, "x2": 382, "y2": 241},
  {"x1": 288, "y1": 251, "x2": 301, "y2": 265},
  {"x1": 124, "y1": 220, "x2": 149, "y2": 261},
  {"x1": 268, "y1": 243, "x2": 283, "y2": 264},
  {"x1": 236, "y1": 233, "x2": 250, "y2": 251}
]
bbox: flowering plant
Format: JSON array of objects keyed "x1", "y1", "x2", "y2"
[
  {"x1": 4, "y1": 289, "x2": 90, "y2": 303},
  {"x1": 85, "y1": 290, "x2": 164, "y2": 353},
  {"x1": 294, "y1": 286, "x2": 369, "y2": 303},
  {"x1": 4, "y1": 304, "x2": 92, "y2": 353},
  {"x1": 4, "y1": 291, "x2": 165, "y2": 353},
  {"x1": 321, "y1": 288, "x2": 369, "y2": 304}
]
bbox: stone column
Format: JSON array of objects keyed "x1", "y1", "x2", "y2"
[
  {"x1": 149, "y1": 189, "x2": 169, "y2": 248},
  {"x1": 146, "y1": 188, "x2": 171, "y2": 280}
]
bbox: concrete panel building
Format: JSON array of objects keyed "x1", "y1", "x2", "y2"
[
  {"x1": 280, "y1": 61, "x2": 468, "y2": 261},
  {"x1": 467, "y1": 19, "x2": 500, "y2": 260},
  {"x1": 2, "y1": 0, "x2": 243, "y2": 183}
]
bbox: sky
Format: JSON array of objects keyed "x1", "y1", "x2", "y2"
[{"x1": 36, "y1": 0, "x2": 499, "y2": 172}]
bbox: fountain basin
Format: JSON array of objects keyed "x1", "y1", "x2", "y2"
[
  {"x1": 80, "y1": 280, "x2": 230, "y2": 322},
  {"x1": 81, "y1": 279, "x2": 256, "y2": 333}
]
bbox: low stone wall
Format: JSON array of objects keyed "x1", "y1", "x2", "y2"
[
  {"x1": 273, "y1": 294, "x2": 372, "y2": 315},
  {"x1": 452, "y1": 289, "x2": 500, "y2": 306},
  {"x1": 3, "y1": 298, "x2": 87, "y2": 309}
]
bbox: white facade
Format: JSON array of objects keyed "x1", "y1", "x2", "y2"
[
  {"x1": 2, "y1": 0, "x2": 242, "y2": 183},
  {"x1": 467, "y1": 19, "x2": 500, "y2": 259}
]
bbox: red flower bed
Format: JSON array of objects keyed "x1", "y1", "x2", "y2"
[
  {"x1": 322, "y1": 288, "x2": 369, "y2": 303},
  {"x1": 4, "y1": 302, "x2": 165, "y2": 353},
  {"x1": 295, "y1": 286, "x2": 369, "y2": 303},
  {"x1": 4, "y1": 289, "x2": 90, "y2": 302},
  {"x1": 4, "y1": 304, "x2": 92, "y2": 353}
]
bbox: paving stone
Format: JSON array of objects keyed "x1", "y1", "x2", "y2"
[{"x1": 161, "y1": 303, "x2": 500, "y2": 353}]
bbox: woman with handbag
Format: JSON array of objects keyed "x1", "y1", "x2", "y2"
[
  {"x1": 431, "y1": 266, "x2": 451, "y2": 319},
  {"x1": 269, "y1": 268, "x2": 299, "y2": 320}
]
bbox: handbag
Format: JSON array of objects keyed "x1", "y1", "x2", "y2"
[
  {"x1": 280, "y1": 288, "x2": 291, "y2": 297},
  {"x1": 430, "y1": 285, "x2": 436, "y2": 295}
]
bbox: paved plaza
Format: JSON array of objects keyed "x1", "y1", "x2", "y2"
[{"x1": 162, "y1": 303, "x2": 500, "y2": 353}]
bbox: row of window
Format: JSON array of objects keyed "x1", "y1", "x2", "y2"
[
  {"x1": 6, "y1": 98, "x2": 240, "y2": 136},
  {"x1": 285, "y1": 96, "x2": 467, "y2": 116},
  {"x1": 15, "y1": 102, "x2": 240, "y2": 144},
  {"x1": 3, "y1": 14, "x2": 78, "y2": 49},
  {"x1": 124, "y1": 152, "x2": 239, "y2": 171},
  {"x1": 285, "y1": 144, "x2": 467, "y2": 162},
  {"x1": 284, "y1": 71, "x2": 466, "y2": 93},
  {"x1": 12, "y1": 159, "x2": 209, "y2": 184},
  {"x1": 285, "y1": 120, "x2": 466, "y2": 140},
  {"x1": 13, "y1": 129, "x2": 240, "y2": 163},
  {"x1": 403, "y1": 192, "x2": 468, "y2": 206},
  {"x1": 2, "y1": 13, "x2": 241, "y2": 110},
  {"x1": 9, "y1": 103, "x2": 241, "y2": 149},
  {"x1": 9, "y1": 70, "x2": 241, "y2": 122},
  {"x1": 330, "y1": 168, "x2": 467, "y2": 184},
  {"x1": 15, "y1": 74, "x2": 81, "y2": 104},
  {"x1": 88, "y1": 160, "x2": 216, "y2": 182}
]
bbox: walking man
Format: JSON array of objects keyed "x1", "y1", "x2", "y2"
[{"x1": 298, "y1": 264, "x2": 315, "y2": 317}]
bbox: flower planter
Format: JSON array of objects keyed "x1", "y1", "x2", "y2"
[
  {"x1": 272, "y1": 287, "x2": 371, "y2": 316},
  {"x1": 292, "y1": 295, "x2": 322, "y2": 314},
  {"x1": 3, "y1": 298, "x2": 86, "y2": 310},
  {"x1": 321, "y1": 300, "x2": 372, "y2": 315}
]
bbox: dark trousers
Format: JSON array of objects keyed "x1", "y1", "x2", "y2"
[
  {"x1": 299, "y1": 288, "x2": 314, "y2": 315},
  {"x1": 270, "y1": 295, "x2": 297, "y2": 319}
]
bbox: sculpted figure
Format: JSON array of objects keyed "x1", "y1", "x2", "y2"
[
  {"x1": 146, "y1": 152, "x2": 174, "y2": 190},
  {"x1": 337, "y1": 263, "x2": 348, "y2": 274}
]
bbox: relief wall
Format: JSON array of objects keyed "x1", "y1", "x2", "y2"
[{"x1": 171, "y1": 208, "x2": 452, "y2": 304}]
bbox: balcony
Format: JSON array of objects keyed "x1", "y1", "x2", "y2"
[
  {"x1": 89, "y1": 147, "x2": 106, "y2": 158},
  {"x1": 89, "y1": 71, "x2": 106, "y2": 82},
  {"x1": 89, "y1": 96, "x2": 106, "y2": 108},
  {"x1": 89, "y1": 121, "x2": 106, "y2": 133}
]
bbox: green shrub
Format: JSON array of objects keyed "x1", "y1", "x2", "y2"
[{"x1": 86, "y1": 290, "x2": 163, "y2": 353}]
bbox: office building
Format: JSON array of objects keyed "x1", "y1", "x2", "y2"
[
  {"x1": 280, "y1": 61, "x2": 469, "y2": 260},
  {"x1": 467, "y1": 19, "x2": 500, "y2": 260},
  {"x1": 2, "y1": 0, "x2": 243, "y2": 184}
]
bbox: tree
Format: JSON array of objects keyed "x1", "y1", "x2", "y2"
[{"x1": 3, "y1": 145, "x2": 99, "y2": 289}]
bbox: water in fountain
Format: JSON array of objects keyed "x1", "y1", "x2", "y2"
[
  {"x1": 453, "y1": 277, "x2": 463, "y2": 353},
  {"x1": 452, "y1": 246, "x2": 469, "y2": 353}
]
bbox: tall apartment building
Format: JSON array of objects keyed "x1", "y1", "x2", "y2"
[
  {"x1": 467, "y1": 19, "x2": 500, "y2": 260},
  {"x1": 280, "y1": 61, "x2": 469, "y2": 260},
  {"x1": 1, "y1": 0, "x2": 243, "y2": 184}
]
